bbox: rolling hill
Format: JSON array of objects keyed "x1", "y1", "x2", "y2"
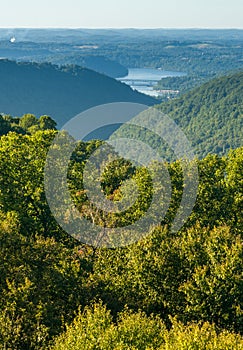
[
  {"x1": 156, "y1": 71, "x2": 243, "y2": 158},
  {"x1": 0, "y1": 60, "x2": 155, "y2": 126}
]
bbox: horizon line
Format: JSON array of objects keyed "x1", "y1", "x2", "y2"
[{"x1": 0, "y1": 27, "x2": 243, "y2": 30}]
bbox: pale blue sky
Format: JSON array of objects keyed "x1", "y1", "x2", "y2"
[{"x1": 1, "y1": 0, "x2": 242, "y2": 28}]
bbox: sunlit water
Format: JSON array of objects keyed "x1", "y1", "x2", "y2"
[{"x1": 117, "y1": 68, "x2": 186, "y2": 97}]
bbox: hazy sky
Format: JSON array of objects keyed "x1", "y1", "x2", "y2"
[{"x1": 1, "y1": 0, "x2": 243, "y2": 28}]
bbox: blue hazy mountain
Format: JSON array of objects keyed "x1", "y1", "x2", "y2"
[{"x1": 0, "y1": 60, "x2": 155, "y2": 127}]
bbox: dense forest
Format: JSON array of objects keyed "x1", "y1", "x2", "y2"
[
  {"x1": 0, "y1": 119, "x2": 242, "y2": 348},
  {"x1": 0, "y1": 30, "x2": 242, "y2": 347},
  {"x1": 112, "y1": 71, "x2": 243, "y2": 161},
  {"x1": 156, "y1": 71, "x2": 243, "y2": 158}
]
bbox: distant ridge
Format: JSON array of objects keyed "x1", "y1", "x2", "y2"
[{"x1": 0, "y1": 60, "x2": 156, "y2": 127}]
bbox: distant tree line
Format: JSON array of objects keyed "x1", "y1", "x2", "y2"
[{"x1": 0, "y1": 113, "x2": 56, "y2": 136}]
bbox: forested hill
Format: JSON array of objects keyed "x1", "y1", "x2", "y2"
[
  {"x1": 157, "y1": 71, "x2": 243, "y2": 158},
  {"x1": 0, "y1": 60, "x2": 155, "y2": 126}
]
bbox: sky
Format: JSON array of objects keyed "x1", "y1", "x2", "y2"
[{"x1": 1, "y1": 0, "x2": 243, "y2": 28}]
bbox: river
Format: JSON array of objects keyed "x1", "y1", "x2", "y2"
[{"x1": 117, "y1": 68, "x2": 186, "y2": 97}]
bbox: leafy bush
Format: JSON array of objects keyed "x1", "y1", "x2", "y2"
[{"x1": 51, "y1": 303, "x2": 243, "y2": 350}]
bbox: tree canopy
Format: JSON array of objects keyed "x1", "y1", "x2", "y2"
[{"x1": 0, "y1": 128, "x2": 242, "y2": 348}]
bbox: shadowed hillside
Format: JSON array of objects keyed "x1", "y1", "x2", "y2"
[{"x1": 0, "y1": 60, "x2": 155, "y2": 126}]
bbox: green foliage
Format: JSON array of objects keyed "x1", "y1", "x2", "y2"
[
  {"x1": 19, "y1": 113, "x2": 38, "y2": 130},
  {"x1": 161, "y1": 319, "x2": 243, "y2": 350},
  {"x1": 224, "y1": 147, "x2": 243, "y2": 233},
  {"x1": 51, "y1": 303, "x2": 243, "y2": 350},
  {"x1": 0, "y1": 128, "x2": 242, "y2": 347},
  {"x1": 39, "y1": 115, "x2": 57, "y2": 131},
  {"x1": 188, "y1": 148, "x2": 243, "y2": 232},
  {"x1": 157, "y1": 71, "x2": 243, "y2": 158},
  {"x1": 179, "y1": 226, "x2": 243, "y2": 331},
  {"x1": 0, "y1": 131, "x2": 60, "y2": 237},
  {"x1": 188, "y1": 154, "x2": 227, "y2": 228},
  {"x1": 0, "y1": 210, "x2": 93, "y2": 349},
  {"x1": 92, "y1": 224, "x2": 243, "y2": 333},
  {"x1": 0, "y1": 113, "x2": 57, "y2": 136},
  {"x1": 50, "y1": 303, "x2": 166, "y2": 350}
]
